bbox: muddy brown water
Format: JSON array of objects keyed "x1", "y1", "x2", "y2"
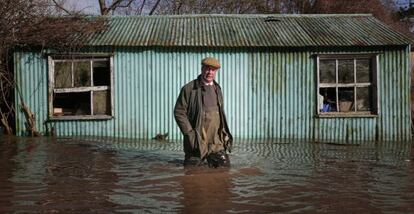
[{"x1": 0, "y1": 137, "x2": 413, "y2": 213}]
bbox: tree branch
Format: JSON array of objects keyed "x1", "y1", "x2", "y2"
[
  {"x1": 149, "y1": 0, "x2": 161, "y2": 15},
  {"x1": 99, "y1": 0, "x2": 108, "y2": 15},
  {"x1": 51, "y1": 0, "x2": 73, "y2": 15},
  {"x1": 138, "y1": 0, "x2": 146, "y2": 14},
  {"x1": 107, "y1": 0, "x2": 126, "y2": 12}
]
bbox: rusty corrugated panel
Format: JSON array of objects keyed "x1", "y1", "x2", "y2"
[{"x1": 86, "y1": 14, "x2": 412, "y2": 48}]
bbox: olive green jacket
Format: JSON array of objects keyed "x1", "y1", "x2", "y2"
[{"x1": 174, "y1": 75, "x2": 233, "y2": 158}]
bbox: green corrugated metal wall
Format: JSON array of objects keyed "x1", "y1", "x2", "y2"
[{"x1": 14, "y1": 46, "x2": 412, "y2": 141}]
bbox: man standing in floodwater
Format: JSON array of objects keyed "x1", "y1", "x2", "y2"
[{"x1": 174, "y1": 57, "x2": 233, "y2": 167}]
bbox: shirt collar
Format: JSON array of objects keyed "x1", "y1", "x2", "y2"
[
  {"x1": 196, "y1": 75, "x2": 216, "y2": 89},
  {"x1": 202, "y1": 80, "x2": 214, "y2": 86}
]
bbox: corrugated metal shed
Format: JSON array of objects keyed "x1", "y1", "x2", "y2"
[
  {"x1": 12, "y1": 14, "x2": 412, "y2": 142},
  {"x1": 14, "y1": 46, "x2": 412, "y2": 141},
  {"x1": 87, "y1": 14, "x2": 412, "y2": 47}
]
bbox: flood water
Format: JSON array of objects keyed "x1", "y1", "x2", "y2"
[{"x1": 0, "y1": 136, "x2": 413, "y2": 213}]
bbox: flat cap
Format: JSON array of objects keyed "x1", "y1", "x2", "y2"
[{"x1": 201, "y1": 57, "x2": 221, "y2": 69}]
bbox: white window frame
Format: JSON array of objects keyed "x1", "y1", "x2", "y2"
[
  {"x1": 316, "y1": 54, "x2": 379, "y2": 117},
  {"x1": 48, "y1": 55, "x2": 114, "y2": 120}
]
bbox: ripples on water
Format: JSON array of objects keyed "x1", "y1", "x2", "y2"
[{"x1": 0, "y1": 136, "x2": 413, "y2": 213}]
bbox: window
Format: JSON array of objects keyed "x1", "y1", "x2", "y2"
[
  {"x1": 317, "y1": 54, "x2": 377, "y2": 116},
  {"x1": 48, "y1": 56, "x2": 113, "y2": 119}
]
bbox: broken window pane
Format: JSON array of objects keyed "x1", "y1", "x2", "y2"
[
  {"x1": 338, "y1": 59, "x2": 354, "y2": 84},
  {"x1": 54, "y1": 62, "x2": 72, "y2": 88},
  {"x1": 338, "y1": 87, "x2": 354, "y2": 112},
  {"x1": 53, "y1": 92, "x2": 91, "y2": 116},
  {"x1": 356, "y1": 87, "x2": 372, "y2": 111},
  {"x1": 320, "y1": 59, "x2": 336, "y2": 83},
  {"x1": 93, "y1": 61, "x2": 110, "y2": 86},
  {"x1": 356, "y1": 59, "x2": 372, "y2": 83},
  {"x1": 74, "y1": 61, "x2": 91, "y2": 87},
  {"x1": 319, "y1": 87, "x2": 337, "y2": 112},
  {"x1": 51, "y1": 57, "x2": 112, "y2": 118},
  {"x1": 93, "y1": 90, "x2": 111, "y2": 115}
]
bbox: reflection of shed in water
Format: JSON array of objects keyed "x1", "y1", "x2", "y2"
[{"x1": 14, "y1": 14, "x2": 412, "y2": 142}]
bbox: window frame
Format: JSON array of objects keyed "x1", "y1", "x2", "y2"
[
  {"x1": 316, "y1": 54, "x2": 379, "y2": 117},
  {"x1": 48, "y1": 55, "x2": 114, "y2": 120}
]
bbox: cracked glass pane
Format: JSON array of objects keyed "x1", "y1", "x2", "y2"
[
  {"x1": 93, "y1": 90, "x2": 111, "y2": 115},
  {"x1": 356, "y1": 87, "x2": 372, "y2": 111},
  {"x1": 320, "y1": 59, "x2": 336, "y2": 84},
  {"x1": 54, "y1": 62, "x2": 72, "y2": 88},
  {"x1": 338, "y1": 59, "x2": 354, "y2": 84},
  {"x1": 74, "y1": 61, "x2": 91, "y2": 87},
  {"x1": 356, "y1": 59, "x2": 372, "y2": 83}
]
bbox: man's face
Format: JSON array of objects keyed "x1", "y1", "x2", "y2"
[{"x1": 201, "y1": 65, "x2": 219, "y2": 83}]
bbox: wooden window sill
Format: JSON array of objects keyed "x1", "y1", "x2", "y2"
[
  {"x1": 315, "y1": 113, "x2": 378, "y2": 118},
  {"x1": 48, "y1": 115, "x2": 114, "y2": 121}
]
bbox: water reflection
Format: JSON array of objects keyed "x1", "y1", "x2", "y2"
[
  {"x1": 179, "y1": 167, "x2": 233, "y2": 213},
  {"x1": 0, "y1": 136, "x2": 413, "y2": 213}
]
